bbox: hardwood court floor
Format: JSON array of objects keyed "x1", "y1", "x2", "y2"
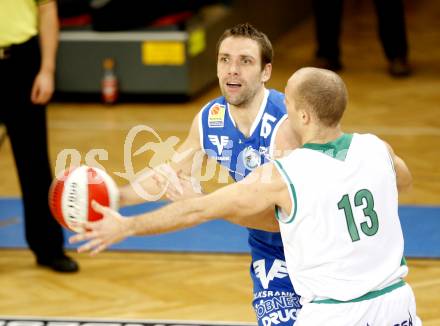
[{"x1": 0, "y1": 0, "x2": 439, "y2": 324}]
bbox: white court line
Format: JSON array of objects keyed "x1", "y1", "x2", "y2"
[{"x1": 50, "y1": 120, "x2": 440, "y2": 136}]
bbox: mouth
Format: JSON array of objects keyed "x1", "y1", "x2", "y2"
[{"x1": 226, "y1": 82, "x2": 242, "y2": 90}]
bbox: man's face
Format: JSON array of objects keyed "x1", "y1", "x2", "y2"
[{"x1": 217, "y1": 36, "x2": 270, "y2": 107}]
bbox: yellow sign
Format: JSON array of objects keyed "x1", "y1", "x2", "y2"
[
  {"x1": 188, "y1": 28, "x2": 206, "y2": 57},
  {"x1": 142, "y1": 41, "x2": 185, "y2": 65}
]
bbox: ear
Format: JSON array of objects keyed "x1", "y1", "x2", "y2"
[
  {"x1": 261, "y1": 63, "x2": 272, "y2": 83},
  {"x1": 300, "y1": 108, "x2": 311, "y2": 124}
]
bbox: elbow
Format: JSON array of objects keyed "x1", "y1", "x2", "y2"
[
  {"x1": 396, "y1": 168, "x2": 413, "y2": 193},
  {"x1": 397, "y1": 175, "x2": 413, "y2": 193}
]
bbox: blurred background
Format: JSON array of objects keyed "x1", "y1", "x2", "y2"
[{"x1": 0, "y1": 0, "x2": 439, "y2": 325}]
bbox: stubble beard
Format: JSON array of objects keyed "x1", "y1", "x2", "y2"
[{"x1": 221, "y1": 83, "x2": 259, "y2": 108}]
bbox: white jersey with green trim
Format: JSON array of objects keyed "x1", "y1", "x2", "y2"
[{"x1": 274, "y1": 133, "x2": 408, "y2": 304}]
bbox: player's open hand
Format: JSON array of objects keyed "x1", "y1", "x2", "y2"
[
  {"x1": 164, "y1": 170, "x2": 203, "y2": 201},
  {"x1": 68, "y1": 200, "x2": 132, "y2": 255}
]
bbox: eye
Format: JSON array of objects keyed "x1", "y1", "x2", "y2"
[
  {"x1": 242, "y1": 58, "x2": 251, "y2": 64},
  {"x1": 219, "y1": 56, "x2": 229, "y2": 63}
]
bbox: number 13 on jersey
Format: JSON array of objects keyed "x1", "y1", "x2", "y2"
[{"x1": 337, "y1": 189, "x2": 379, "y2": 242}]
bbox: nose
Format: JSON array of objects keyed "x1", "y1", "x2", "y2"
[{"x1": 228, "y1": 60, "x2": 240, "y2": 75}]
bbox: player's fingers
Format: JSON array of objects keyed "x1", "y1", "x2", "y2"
[
  {"x1": 68, "y1": 229, "x2": 99, "y2": 243},
  {"x1": 165, "y1": 192, "x2": 178, "y2": 201},
  {"x1": 176, "y1": 170, "x2": 191, "y2": 182},
  {"x1": 165, "y1": 185, "x2": 180, "y2": 198},
  {"x1": 91, "y1": 200, "x2": 107, "y2": 214},
  {"x1": 167, "y1": 178, "x2": 183, "y2": 195},
  {"x1": 77, "y1": 238, "x2": 103, "y2": 253},
  {"x1": 68, "y1": 233, "x2": 85, "y2": 244},
  {"x1": 90, "y1": 242, "x2": 109, "y2": 256}
]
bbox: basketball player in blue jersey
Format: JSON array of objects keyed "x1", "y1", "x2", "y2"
[
  {"x1": 72, "y1": 24, "x2": 301, "y2": 326},
  {"x1": 195, "y1": 25, "x2": 301, "y2": 326}
]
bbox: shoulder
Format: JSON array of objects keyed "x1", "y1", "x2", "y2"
[
  {"x1": 199, "y1": 96, "x2": 227, "y2": 119},
  {"x1": 266, "y1": 89, "x2": 286, "y2": 115},
  {"x1": 273, "y1": 118, "x2": 300, "y2": 157},
  {"x1": 199, "y1": 96, "x2": 226, "y2": 114},
  {"x1": 353, "y1": 133, "x2": 386, "y2": 149}
]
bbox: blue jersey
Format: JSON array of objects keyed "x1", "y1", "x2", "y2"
[
  {"x1": 199, "y1": 89, "x2": 286, "y2": 249},
  {"x1": 199, "y1": 88, "x2": 301, "y2": 326}
]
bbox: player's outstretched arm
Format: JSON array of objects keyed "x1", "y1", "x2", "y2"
[
  {"x1": 119, "y1": 114, "x2": 203, "y2": 206},
  {"x1": 69, "y1": 162, "x2": 289, "y2": 254},
  {"x1": 384, "y1": 141, "x2": 413, "y2": 192}
]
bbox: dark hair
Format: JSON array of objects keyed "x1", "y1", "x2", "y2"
[{"x1": 216, "y1": 23, "x2": 273, "y2": 69}]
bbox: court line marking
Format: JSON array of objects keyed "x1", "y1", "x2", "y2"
[{"x1": 0, "y1": 316, "x2": 255, "y2": 326}]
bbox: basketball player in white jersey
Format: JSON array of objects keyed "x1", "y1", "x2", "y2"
[{"x1": 71, "y1": 67, "x2": 420, "y2": 325}]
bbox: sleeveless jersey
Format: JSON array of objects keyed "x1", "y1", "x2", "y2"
[
  {"x1": 199, "y1": 88, "x2": 287, "y2": 248},
  {"x1": 274, "y1": 133, "x2": 408, "y2": 303}
]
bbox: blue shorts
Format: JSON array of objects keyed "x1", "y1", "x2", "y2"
[{"x1": 251, "y1": 257, "x2": 302, "y2": 326}]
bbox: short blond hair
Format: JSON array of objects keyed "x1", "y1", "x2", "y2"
[{"x1": 291, "y1": 68, "x2": 348, "y2": 127}]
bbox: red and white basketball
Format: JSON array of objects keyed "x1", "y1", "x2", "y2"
[{"x1": 49, "y1": 165, "x2": 119, "y2": 232}]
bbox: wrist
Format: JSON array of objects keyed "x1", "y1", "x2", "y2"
[
  {"x1": 123, "y1": 217, "x2": 137, "y2": 237},
  {"x1": 39, "y1": 63, "x2": 55, "y2": 75}
]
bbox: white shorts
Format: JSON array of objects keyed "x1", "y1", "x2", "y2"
[{"x1": 296, "y1": 283, "x2": 421, "y2": 326}]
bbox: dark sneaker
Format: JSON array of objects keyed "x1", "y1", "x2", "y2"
[
  {"x1": 388, "y1": 58, "x2": 412, "y2": 77},
  {"x1": 37, "y1": 255, "x2": 79, "y2": 273}
]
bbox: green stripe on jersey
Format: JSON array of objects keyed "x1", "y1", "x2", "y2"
[
  {"x1": 312, "y1": 279, "x2": 406, "y2": 304},
  {"x1": 274, "y1": 160, "x2": 297, "y2": 224},
  {"x1": 302, "y1": 133, "x2": 353, "y2": 161}
]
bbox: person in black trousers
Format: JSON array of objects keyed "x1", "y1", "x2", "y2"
[
  {"x1": 0, "y1": 0, "x2": 78, "y2": 272},
  {"x1": 312, "y1": 0, "x2": 411, "y2": 77}
]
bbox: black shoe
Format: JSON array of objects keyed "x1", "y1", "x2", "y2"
[
  {"x1": 388, "y1": 58, "x2": 411, "y2": 78},
  {"x1": 37, "y1": 255, "x2": 79, "y2": 273}
]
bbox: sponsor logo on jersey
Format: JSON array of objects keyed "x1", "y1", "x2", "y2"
[
  {"x1": 258, "y1": 308, "x2": 298, "y2": 326},
  {"x1": 254, "y1": 292, "x2": 301, "y2": 326},
  {"x1": 208, "y1": 135, "x2": 230, "y2": 155},
  {"x1": 215, "y1": 156, "x2": 230, "y2": 161},
  {"x1": 254, "y1": 291, "x2": 297, "y2": 299},
  {"x1": 243, "y1": 146, "x2": 262, "y2": 171},
  {"x1": 207, "y1": 104, "x2": 226, "y2": 128},
  {"x1": 253, "y1": 259, "x2": 289, "y2": 289}
]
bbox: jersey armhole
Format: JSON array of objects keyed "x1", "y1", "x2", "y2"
[
  {"x1": 386, "y1": 147, "x2": 396, "y2": 177},
  {"x1": 378, "y1": 138, "x2": 396, "y2": 177},
  {"x1": 274, "y1": 160, "x2": 297, "y2": 224}
]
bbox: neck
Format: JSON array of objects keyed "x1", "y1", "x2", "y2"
[
  {"x1": 229, "y1": 87, "x2": 266, "y2": 137},
  {"x1": 301, "y1": 124, "x2": 343, "y2": 145}
]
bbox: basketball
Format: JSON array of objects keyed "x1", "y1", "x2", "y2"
[{"x1": 48, "y1": 165, "x2": 119, "y2": 232}]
